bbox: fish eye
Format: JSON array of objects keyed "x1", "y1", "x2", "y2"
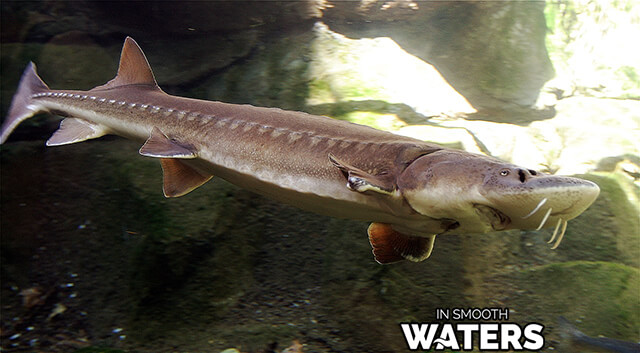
[{"x1": 500, "y1": 169, "x2": 510, "y2": 176}]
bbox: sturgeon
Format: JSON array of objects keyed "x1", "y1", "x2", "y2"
[{"x1": 1, "y1": 37, "x2": 600, "y2": 264}]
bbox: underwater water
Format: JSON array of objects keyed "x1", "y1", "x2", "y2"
[{"x1": 1, "y1": 1, "x2": 639, "y2": 352}]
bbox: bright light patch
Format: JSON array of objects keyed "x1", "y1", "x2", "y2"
[{"x1": 308, "y1": 23, "x2": 475, "y2": 118}]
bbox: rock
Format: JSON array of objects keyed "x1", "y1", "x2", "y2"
[
  {"x1": 508, "y1": 261, "x2": 639, "y2": 342},
  {"x1": 1, "y1": 2, "x2": 637, "y2": 352},
  {"x1": 220, "y1": 349, "x2": 241, "y2": 353},
  {"x1": 307, "y1": 23, "x2": 475, "y2": 117},
  {"x1": 146, "y1": 32, "x2": 259, "y2": 87},
  {"x1": 306, "y1": 100, "x2": 430, "y2": 126},
  {"x1": 85, "y1": 1, "x2": 321, "y2": 36},
  {"x1": 528, "y1": 97, "x2": 640, "y2": 175},
  {"x1": 3, "y1": 1, "x2": 555, "y2": 118},
  {"x1": 323, "y1": 1, "x2": 554, "y2": 113},
  {"x1": 414, "y1": 97, "x2": 640, "y2": 176},
  {"x1": 544, "y1": 1, "x2": 640, "y2": 100},
  {"x1": 432, "y1": 118, "x2": 538, "y2": 166},
  {"x1": 203, "y1": 31, "x2": 313, "y2": 110},
  {"x1": 37, "y1": 33, "x2": 117, "y2": 90},
  {"x1": 581, "y1": 173, "x2": 640, "y2": 268},
  {"x1": 396, "y1": 124, "x2": 484, "y2": 153}
]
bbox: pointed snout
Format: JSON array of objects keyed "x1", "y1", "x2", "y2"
[
  {"x1": 526, "y1": 176, "x2": 600, "y2": 220},
  {"x1": 481, "y1": 173, "x2": 600, "y2": 230}
]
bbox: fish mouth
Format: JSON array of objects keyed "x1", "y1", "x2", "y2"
[
  {"x1": 479, "y1": 177, "x2": 599, "y2": 249},
  {"x1": 474, "y1": 204, "x2": 511, "y2": 231},
  {"x1": 476, "y1": 200, "x2": 571, "y2": 250}
]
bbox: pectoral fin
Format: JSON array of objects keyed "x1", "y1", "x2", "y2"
[
  {"x1": 367, "y1": 223, "x2": 436, "y2": 264},
  {"x1": 328, "y1": 153, "x2": 395, "y2": 195},
  {"x1": 139, "y1": 127, "x2": 196, "y2": 159},
  {"x1": 160, "y1": 158, "x2": 213, "y2": 197},
  {"x1": 46, "y1": 118, "x2": 109, "y2": 146}
]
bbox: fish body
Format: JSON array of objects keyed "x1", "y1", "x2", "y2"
[
  {"x1": 1, "y1": 37, "x2": 600, "y2": 263},
  {"x1": 556, "y1": 316, "x2": 640, "y2": 353}
]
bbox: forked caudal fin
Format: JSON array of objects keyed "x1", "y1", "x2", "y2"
[
  {"x1": 1, "y1": 37, "x2": 160, "y2": 146},
  {"x1": 0, "y1": 62, "x2": 50, "y2": 144},
  {"x1": 1, "y1": 37, "x2": 214, "y2": 198}
]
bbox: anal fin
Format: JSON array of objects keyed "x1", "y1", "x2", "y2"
[
  {"x1": 367, "y1": 223, "x2": 436, "y2": 264},
  {"x1": 160, "y1": 158, "x2": 213, "y2": 197},
  {"x1": 46, "y1": 118, "x2": 109, "y2": 146}
]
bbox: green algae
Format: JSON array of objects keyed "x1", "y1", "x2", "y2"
[
  {"x1": 205, "y1": 33, "x2": 312, "y2": 111},
  {"x1": 579, "y1": 173, "x2": 640, "y2": 267},
  {"x1": 514, "y1": 261, "x2": 639, "y2": 340},
  {"x1": 73, "y1": 348, "x2": 127, "y2": 353},
  {"x1": 217, "y1": 324, "x2": 299, "y2": 351}
]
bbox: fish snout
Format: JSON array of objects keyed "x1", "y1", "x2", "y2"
[
  {"x1": 528, "y1": 176, "x2": 600, "y2": 219},
  {"x1": 482, "y1": 174, "x2": 600, "y2": 229},
  {"x1": 494, "y1": 176, "x2": 599, "y2": 249}
]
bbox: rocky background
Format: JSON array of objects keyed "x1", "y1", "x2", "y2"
[{"x1": 1, "y1": 1, "x2": 638, "y2": 352}]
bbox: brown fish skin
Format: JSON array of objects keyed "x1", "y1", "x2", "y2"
[
  {"x1": 34, "y1": 85, "x2": 440, "y2": 220},
  {"x1": 1, "y1": 37, "x2": 600, "y2": 264},
  {"x1": 0, "y1": 38, "x2": 444, "y2": 230}
]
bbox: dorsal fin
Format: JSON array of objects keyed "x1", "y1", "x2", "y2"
[{"x1": 91, "y1": 37, "x2": 159, "y2": 91}]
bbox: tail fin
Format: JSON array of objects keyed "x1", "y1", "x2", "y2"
[
  {"x1": 557, "y1": 316, "x2": 586, "y2": 341},
  {"x1": 1, "y1": 62, "x2": 50, "y2": 144}
]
